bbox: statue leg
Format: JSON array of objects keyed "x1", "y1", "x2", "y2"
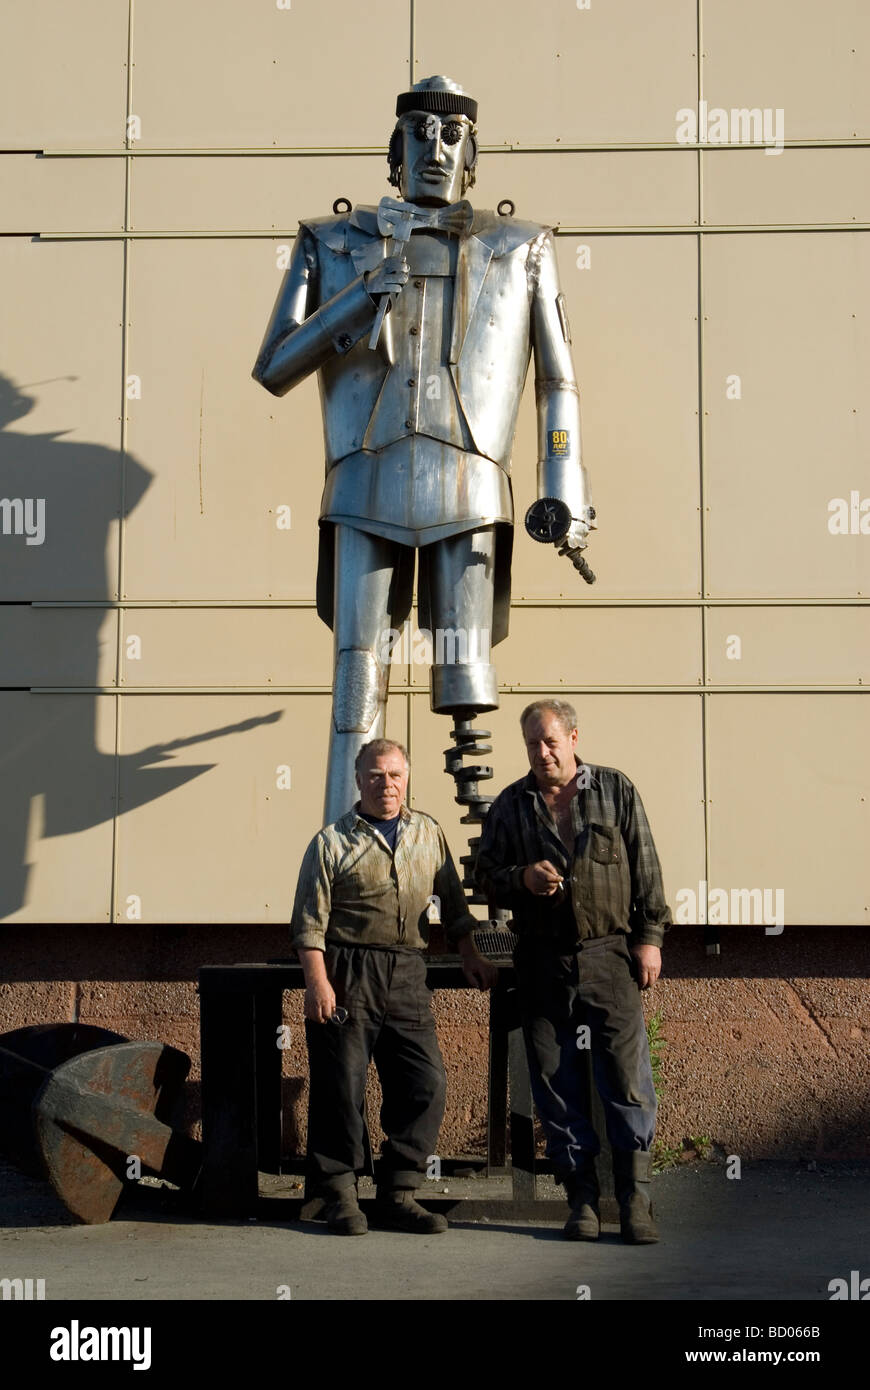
[
  {"x1": 324, "y1": 524, "x2": 402, "y2": 826},
  {"x1": 424, "y1": 527, "x2": 499, "y2": 714}
]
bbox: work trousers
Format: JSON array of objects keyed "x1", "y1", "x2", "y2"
[
  {"x1": 513, "y1": 932, "x2": 657, "y2": 1175},
  {"x1": 304, "y1": 944, "x2": 447, "y2": 1194}
]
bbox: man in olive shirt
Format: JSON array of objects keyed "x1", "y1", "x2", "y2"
[
  {"x1": 475, "y1": 700, "x2": 671, "y2": 1244},
  {"x1": 292, "y1": 737, "x2": 497, "y2": 1235}
]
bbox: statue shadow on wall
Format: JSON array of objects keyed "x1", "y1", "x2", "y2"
[{"x1": 0, "y1": 373, "x2": 283, "y2": 921}]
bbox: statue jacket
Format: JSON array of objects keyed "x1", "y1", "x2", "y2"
[{"x1": 252, "y1": 203, "x2": 591, "y2": 635}]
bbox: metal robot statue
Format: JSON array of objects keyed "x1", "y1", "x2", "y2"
[{"x1": 252, "y1": 76, "x2": 596, "y2": 828}]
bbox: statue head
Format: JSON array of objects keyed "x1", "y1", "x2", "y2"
[
  {"x1": 0, "y1": 374, "x2": 37, "y2": 429},
  {"x1": 388, "y1": 75, "x2": 478, "y2": 205}
]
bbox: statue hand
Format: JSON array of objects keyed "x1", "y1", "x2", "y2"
[
  {"x1": 554, "y1": 511, "x2": 598, "y2": 585},
  {"x1": 560, "y1": 517, "x2": 591, "y2": 551},
  {"x1": 365, "y1": 254, "x2": 410, "y2": 300}
]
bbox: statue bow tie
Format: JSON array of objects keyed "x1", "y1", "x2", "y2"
[{"x1": 376, "y1": 196, "x2": 474, "y2": 240}]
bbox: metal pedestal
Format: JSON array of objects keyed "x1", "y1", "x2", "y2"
[{"x1": 198, "y1": 960, "x2": 616, "y2": 1222}]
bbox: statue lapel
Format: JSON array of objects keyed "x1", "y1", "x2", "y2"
[{"x1": 449, "y1": 233, "x2": 494, "y2": 365}]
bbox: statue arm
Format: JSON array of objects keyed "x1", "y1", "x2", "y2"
[
  {"x1": 530, "y1": 231, "x2": 596, "y2": 548},
  {"x1": 251, "y1": 226, "x2": 379, "y2": 397}
]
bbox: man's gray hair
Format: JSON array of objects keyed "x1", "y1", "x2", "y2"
[
  {"x1": 519, "y1": 699, "x2": 578, "y2": 737},
  {"x1": 354, "y1": 738, "x2": 410, "y2": 774}
]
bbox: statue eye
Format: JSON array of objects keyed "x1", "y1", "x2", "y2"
[{"x1": 412, "y1": 116, "x2": 464, "y2": 145}]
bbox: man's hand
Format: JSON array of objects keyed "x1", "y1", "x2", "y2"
[
  {"x1": 304, "y1": 979, "x2": 337, "y2": 1023},
  {"x1": 297, "y1": 946, "x2": 337, "y2": 1023},
  {"x1": 523, "y1": 860, "x2": 564, "y2": 896},
  {"x1": 457, "y1": 938, "x2": 499, "y2": 991},
  {"x1": 364, "y1": 254, "x2": 410, "y2": 300},
  {"x1": 630, "y1": 944, "x2": 662, "y2": 991}
]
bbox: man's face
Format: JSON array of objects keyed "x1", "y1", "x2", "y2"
[
  {"x1": 398, "y1": 111, "x2": 471, "y2": 205},
  {"x1": 523, "y1": 712, "x2": 579, "y2": 789},
  {"x1": 356, "y1": 749, "x2": 409, "y2": 818}
]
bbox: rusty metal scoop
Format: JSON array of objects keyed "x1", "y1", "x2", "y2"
[{"x1": 0, "y1": 1024, "x2": 200, "y2": 1224}]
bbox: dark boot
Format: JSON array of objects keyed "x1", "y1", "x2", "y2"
[
  {"x1": 612, "y1": 1149, "x2": 659, "y2": 1244},
  {"x1": 561, "y1": 1157, "x2": 600, "y2": 1241},
  {"x1": 372, "y1": 1186, "x2": 448, "y2": 1234},
  {"x1": 321, "y1": 1178, "x2": 368, "y2": 1236}
]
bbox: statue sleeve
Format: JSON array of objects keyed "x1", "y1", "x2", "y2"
[
  {"x1": 252, "y1": 225, "x2": 377, "y2": 397},
  {"x1": 530, "y1": 231, "x2": 594, "y2": 523}
]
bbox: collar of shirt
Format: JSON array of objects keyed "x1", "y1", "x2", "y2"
[
  {"x1": 522, "y1": 756, "x2": 596, "y2": 798},
  {"x1": 523, "y1": 757, "x2": 595, "y2": 850},
  {"x1": 351, "y1": 801, "x2": 411, "y2": 850}
]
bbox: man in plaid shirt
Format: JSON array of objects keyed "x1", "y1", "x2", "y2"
[{"x1": 475, "y1": 699, "x2": 671, "y2": 1243}]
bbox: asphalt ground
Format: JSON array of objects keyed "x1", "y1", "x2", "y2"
[{"x1": 2, "y1": 1156, "x2": 868, "y2": 1303}]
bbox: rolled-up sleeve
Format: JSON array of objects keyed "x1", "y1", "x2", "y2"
[
  {"x1": 433, "y1": 828, "x2": 478, "y2": 944},
  {"x1": 290, "y1": 832, "x2": 333, "y2": 950},
  {"x1": 620, "y1": 781, "x2": 672, "y2": 948}
]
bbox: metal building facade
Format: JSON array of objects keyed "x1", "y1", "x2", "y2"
[{"x1": 1, "y1": 0, "x2": 868, "y2": 1157}]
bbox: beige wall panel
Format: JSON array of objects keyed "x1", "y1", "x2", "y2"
[
  {"x1": 0, "y1": 693, "x2": 116, "y2": 923},
  {"x1": 0, "y1": 2, "x2": 128, "y2": 149},
  {"x1": 383, "y1": 691, "x2": 414, "y2": 752},
  {"x1": 415, "y1": 0, "x2": 698, "y2": 145},
  {"x1": 132, "y1": 155, "x2": 386, "y2": 232},
  {"x1": 131, "y1": 151, "x2": 696, "y2": 233},
  {"x1": 476, "y1": 153, "x2": 698, "y2": 229},
  {"x1": 703, "y1": 149, "x2": 870, "y2": 228},
  {"x1": 406, "y1": 606, "x2": 701, "y2": 689},
  {"x1": 707, "y1": 696, "x2": 868, "y2": 925},
  {"x1": 703, "y1": 0, "x2": 870, "y2": 140},
  {"x1": 406, "y1": 692, "x2": 704, "y2": 917},
  {"x1": 118, "y1": 607, "x2": 330, "y2": 687},
  {"x1": 510, "y1": 237, "x2": 701, "y2": 599},
  {"x1": 0, "y1": 239, "x2": 126, "y2": 601},
  {"x1": 0, "y1": 608, "x2": 118, "y2": 687},
  {"x1": 123, "y1": 238, "x2": 322, "y2": 599},
  {"x1": 703, "y1": 234, "x2": 870, "y2": 597},
  {"x1": 116, "y1": 694, "x2": 333, "y2": 923},
  {"x1": 707, "y1": 608, "x2": 870, "y2": 686},
  {"x1": 131, "y1": 0, "x2": 409, "y2": 148},
  {"x1": 0, "y1": 156, "x2": 125, "y2": 234}
]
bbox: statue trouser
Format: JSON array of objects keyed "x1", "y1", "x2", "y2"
[
  {"x1": 513, "y1": 932, "x2": 657, "y2": 1206},
  {"x1": 324, "y1": 523, "x2": 499, "y2": 825},
  {"x1": 304, "y1": 945, "x2": 447, "y2": 1196}
]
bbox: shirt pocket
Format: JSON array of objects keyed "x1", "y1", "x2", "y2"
[
  {"x1": 335, "y1": 869, "x2": 393, "y2": 903},
  {"x1": 588, "y1": 823, "x2": 622, "y2": 865},
  {"x1": 582, "y1": 822, "x2": 631, "y2": 927}
]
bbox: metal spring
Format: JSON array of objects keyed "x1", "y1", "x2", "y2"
[{"x1": 443, "y1": 715, "x2": 494, "y2": 905}]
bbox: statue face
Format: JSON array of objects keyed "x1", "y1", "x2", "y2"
[{"x1": 398, "y1": 111, "x2": 472, "y2": 205}]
